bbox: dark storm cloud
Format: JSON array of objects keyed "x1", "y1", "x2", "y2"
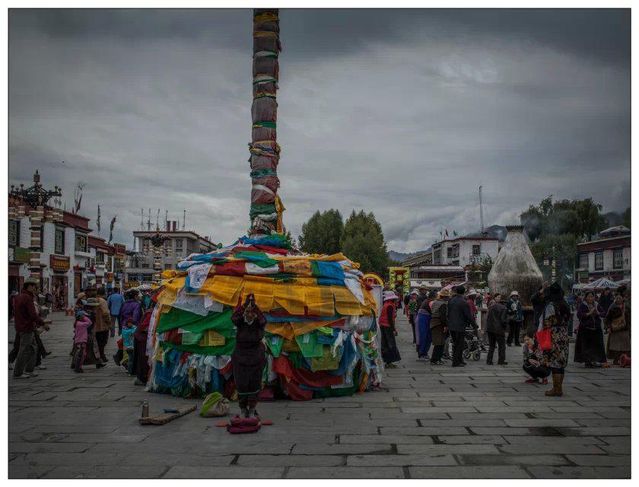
[{"x1": 9, "y1": 9, "x2": 630, "y2": 252}]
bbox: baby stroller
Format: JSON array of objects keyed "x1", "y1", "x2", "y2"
[{"x1": 463, "y1": 326, "x2": 481, "y2": 361}]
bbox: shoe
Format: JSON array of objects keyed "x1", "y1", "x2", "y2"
[
  {"x1": 113, "y1": 354, "x2": 121, "y2": 366},
  {"x1": 9, "y1": 364, "x2": 14, "y2": 370},
  {"x1": 486, "y1": 361, "x2": 493, "y2": 365},
  {"x1": 133, "y1": 378, "x2": 145, "y2": 386},
  {"x1": 96, "y1": 363, "x2": 106, "y2": 369},
  {"x1": 44, "y1": 351, "x2": 52, "y2": 357},
  {"x1": 545, "y1": 373, "x2": 563, "y2": 397},
  {"x1": 26, "y1": 371, "x2": 38, "y2": 377},
  {"x1": 101, "y1": 356, "x2": 109, "y2": 363},
  {"x1": 13, "y1": 374, "x2": 31, "y2": 379},
  {"x1": 436, "y1": 360, "x2": 444, "y2": 365},
  {"x1": 498, "y1": 362, "x2": 508, "y2": 365},
  {"x1": 36, "y1": 365, "x2": 47, "y2": 370},
  {"x1": 452, "y1": 363, "x2": 466, "y2": 367},
  {"x1": 542, "y1": 378, "x2": 549, "y2": 385},
  {"x1": 74, "y1": 368, "x2": 84, "y2": 373},
  {"x1": 525, "y1": 378, "x2": 537, "y2": 384}
]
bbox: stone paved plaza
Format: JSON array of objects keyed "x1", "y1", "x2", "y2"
[{"x1": 9, "y1": 312, "x2": 631, "y2": 479}]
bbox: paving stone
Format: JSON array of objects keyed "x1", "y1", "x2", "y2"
[
  {"x1": 292, "y1": 443, "x2": 393, "y2": 455},
  {"x1": 503, "y1": 418, "x2": 580, "y2": 427},
  {"x1": 286, "y1": 467, "x2": 405, "y2": 478},
  {"x1": 236, "y1": 455, "x2": 344, "y2": 467},
  {"x1": 380, "y1": 427, "x2": 469, "y2": 436},
  {"x1": 9, "y1": 442, "x2": 94, "y2": 453},
  {"x1": 526, "y1": 466, "x2": 630, "y2": 479},
  {"x1": 163, "y1": 466, "x2": 285, "y2": 478},
  {"x1": 347, "y1": 454, "x2": 457, "y2": 467},
  {"x1": 436, "y1": 435, "x2": 507, "y2": 444},
  {"x1": 458, "y1": 454, "x2": 571, "y2": 466},
  {"x1": 339, "y1": 435, "x2": 435, "y2": 445},
  {"x1": 409, "y1": 466, "x2": 531, "y2": 478},
  {"x1": 565, "y1": 454, "x2": 631, "y2": 466},
  {"x1": 557, "y1": 427, "x2": 630, "y2": 436},
  {"x1": 397, "y1": 444, "x2": 500, "y2": 455},
  {"x1": 8, "y1": 464, "x2": 57, "y2": 479},
  {"x1": 43, "y1": 466, "x2": 167, "y2": 478}
]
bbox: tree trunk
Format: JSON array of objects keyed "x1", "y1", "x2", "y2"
[{"x1": 249, "y1": 9, "x2": 284, "y2": 235}]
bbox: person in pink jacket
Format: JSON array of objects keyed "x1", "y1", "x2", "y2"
[{"x1": 73, "y1": 310, "x2": 92, "y2": 373}]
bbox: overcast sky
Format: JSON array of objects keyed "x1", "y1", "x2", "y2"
[{"x1": 9, "y1": 9, "x2": 630, "y2": 253}]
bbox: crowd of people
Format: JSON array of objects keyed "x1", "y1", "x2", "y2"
[
  {"x1": 10, "y1": 281, "x2": 156, "y2": 387},
  {"x1": 379, "y1": 281, "x2": 631, "y2": 398},
  {"x1": 10, "y1": 276, "x2": 631, "y2": 401}
]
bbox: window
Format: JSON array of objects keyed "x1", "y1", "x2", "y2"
[
  {"x1": 75, "y1": 233, "x2": 88, "y2": 252},
  {"x1": 452, "y1": 244, "x2": 460, "y2": 258},
  {"x1": 594, "y1": 251, "x2": 604, "y2": 271},
  {"x1": 613, "y1": 248, "x2": 624, "y2": 269},
  {"x1": 9, "y1": 220, "x2": 19, "y2": 247},
  {"x1": 472, "y1": 244, "x2": 481, "y2": 256},
  {"x1": 175, "y1": 239, "x2": 183, "y2": 251},
  {"x1": 55, "y1": 227, "x2": 65, "y2": 255},
  {"x1": 578, "y1": 253, "x2": 588, "y2": 269},
  {"x1": 447, "y1": 247, "x2": 453, "y2": 258},
  {"x1": 96, "y1": 252, "x2": 105, "y2": 264}
]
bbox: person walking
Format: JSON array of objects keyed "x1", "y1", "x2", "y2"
[
  {"x1": 12, "y1": 278, "x2": 45, "y2": 379},
  {"x1": 540, "y1": 282, "x2": 571, "y2": 397},
  {"x1": 486, "y1": 293, "x2": 508, "y2": 365},
  {"x1": 379, "y1": 291, "x2": 401, "y2": 367},
  {"x1": 107, "y1": 287, "x2": 125, "y2": 336},
  {"x1": 93, "y1": 288, "x2": 113, "y2": 363},
  {"x1": 429, "y1": 289, "x2": 450, "y2": 365},
  {"x1": 506, "y1": 291, "x2": 524, "y2": 346},
  {"x1": 604, "y1": 289, "x2": 630, "y2": 365},
  {"x1": 447, "y1": 285, "x2": 476, "y2": 367},
  {"x1": 574, "y1": 290, "x2": 607, "y2": 367}
]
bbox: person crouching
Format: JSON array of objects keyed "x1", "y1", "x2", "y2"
[
  {"x1": 523, "y1": 336, "x2": 549, "y2": 384},
  {"x1": 231, "y1": 294, "x2": 267, "y2": 419}
]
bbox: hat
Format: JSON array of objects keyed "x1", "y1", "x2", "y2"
[
  {"x1": 84, "y1": 298, "x2": 101, "y2": 307},
  {"x1": 24, "y1": 277, "x2": 39, "y2": 286},
  {"x1": 383, "y1": 291, "x2": 399, "y2": 302},
  {"x1": 510, "y1": 291, "x2": 519, "y2": 297},
  {"x1": 467, "y1": 289, "x2": 478, "y2": 296},
  {"x1": 75, "y1": 309, "x2": 88, "y2": 319},
  {"x1": 410, "y1": 290, "x2": 418, "y2": 296},
  {"x1": 76, "y1": 292, "x2": 86, "y2": 300},
  {"x1": 438, "y1": 289, "x2": 452, "y2": 298},
  {"x1": 418, "y1": 285, "x2": 428, "y2": 291}
]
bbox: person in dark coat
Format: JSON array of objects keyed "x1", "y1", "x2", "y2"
[
  {"x1": 506, "y1": 291, "x2": 524, "y2": 346},
  {"x1": 485, "y1": 293, "x2": 508, "y2": 365},
  {"x1": 379, "y1": 292, "x2": 401, "y2": 367},
  {"x1": 530, "y1": 283, "x2": 547, "y2": 338},
  {"x1": 604, "y1": 290, "x2": 630, "y2": 364},
  {"x1": 446, "y1": 285, "x2": 476, "y2": 367},
  {"x1": 416, "y1": 293, "x2": 433, "y2": 360},
  {"x1": 231, "y1": 294, "x2": 267, "y2": 418},
  {"x1": 598, "y1": 288, "x2": 614, "y2": 315},
  {"x1": 540, "y1": 282, "x2": 571, "y2": 397},
  {"x1": 429, "y1": 289, "x2": 449, "y2": 365},
  {"x1": 574, "y1": 291, "x2": 607, "y2": 367}
]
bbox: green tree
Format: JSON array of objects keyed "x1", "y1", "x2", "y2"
[
  {"x1": 341, "y1": 210, "x2": 389, "y2": 276},
  {"x1": 298, "y1": 209, "x2": 344, "y2": 254}
]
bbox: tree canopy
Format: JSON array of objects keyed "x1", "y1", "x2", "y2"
[
  {"x1": 520, "y1": 196, "x2": 608, "y2": 287},
  {"x1": 341, "y1": 210, "x2": 389, "y2": 276},
  {"x1": 298, "y1": 209, "x2": 344, "y2": 254}
]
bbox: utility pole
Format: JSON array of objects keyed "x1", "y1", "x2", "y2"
[
  {"x1": 183, "y1": 209, "x2": 186, "y2": 230},
  {"x1": 479, "y1": 185, "x2": 485, "y2": 234}
]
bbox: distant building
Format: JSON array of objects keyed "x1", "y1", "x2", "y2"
[
  {"x1": 575, "y1": 226, "x2": 631, "y2": 283},
  {"x1": 408, "y1": 265, "x2": 467, "y2": 290},
  {"x1": 126, "y1": 224, "x2": 217, "y2": 285}
]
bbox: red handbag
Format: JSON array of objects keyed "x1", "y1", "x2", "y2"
[{"x1": 536, "y1": 328, "x2": 552, "y2": 351}]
